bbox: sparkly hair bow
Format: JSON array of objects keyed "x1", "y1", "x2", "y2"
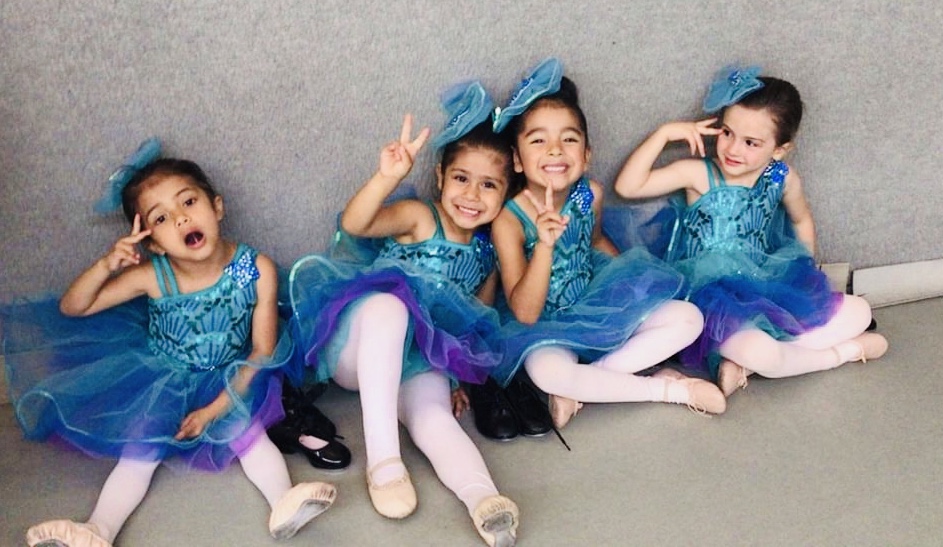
[
  {"x1": 431, "y1": 81, "x2": 496, "y2": 148},
  {"x1": 702, "y1": 65, "x2": 764, "y2": 114},
  {"x1": 492, "y1": 57, "x2": 564, "y2": 133},
  {"x1": 94, "y1": 137, "x2": 162, "y2": 214}
]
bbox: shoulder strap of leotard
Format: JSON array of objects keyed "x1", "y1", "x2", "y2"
[
  {"x1": 151, "y1": 254, "x2": 180, "y2": 297},
  {"x1": 425, "y1": 201, "x2": 446, "y2": 240},
  {"x1": 703, "y1": 157, "x2": 726, "y2": 189}
]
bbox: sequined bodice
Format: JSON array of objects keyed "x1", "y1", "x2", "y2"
[
  {"x1": 506, "y1": 178, "x2": 595, "y2": 312},
  {"x1": 147, "y1": 245, "x2": 259, "y2": 371},
  {"x1": 674, "y1": 160, "x2": 789, "y2": 263},
  {"x1": 378, "y1": 202, "x2": 495, "y2": 296}
]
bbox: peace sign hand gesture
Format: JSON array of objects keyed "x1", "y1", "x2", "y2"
[
  {"x1": 522, "y1": 183, "x2": 570, "y2": 249},
  {"x1": 378, "y1": 113, "x2": 431, "y2": 182},
  {"x1": 103, "y1": 214, "x2": 151, "y2": 273}
]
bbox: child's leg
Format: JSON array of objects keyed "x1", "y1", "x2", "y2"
[
  {"x1": 591, "y1": 300, "x2": 704, "y2": 373},
  {"x1": 332, "y1": 293, "x2": 409, "y2": 486},
  {"x1": 239, "y1": 429, "x2": 293, "y2": 508},
  {"x1": 239, "y1": 431, "x2": 336, "y2": 540},
  {"x1": 26, "y1": 457, "x2": 160, "y2": 546},
  {"x1": 720, "y1": 294, "x2": 887, "y2": 378},
  {"x1": 399, "y1": 371, "x2": 519, "y2": 546},
  {"x1": 398, "y1": 371, "x2": 498, "y2": 513},
  {"x1": 524, "y1": 345, "x2": 724, "y2": 426}
]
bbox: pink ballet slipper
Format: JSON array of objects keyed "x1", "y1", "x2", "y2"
[
  {"x1": 26, "y1": 520, "x2": 111, "y2": 547},
  {"x1": 268, "y1": 482, "x2": 336, "y2": 540},
  {"x1": 472, "y1": 495, "x2": 520, "y2": 547},
  {"x1": 366, "y1": 457, "x2": 417, "y2": 519}
]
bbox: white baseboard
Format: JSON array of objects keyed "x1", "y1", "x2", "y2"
[{"x1": 853, "y1": 258, "x2": 943, "y2": 308}]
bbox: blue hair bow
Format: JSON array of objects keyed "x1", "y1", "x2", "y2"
[
  {"x1": 492, "y1": 57, "x2": 564, "y2": 133},
  {"x1": 94, "y1": 137, "x2": 162, "y2": 214},
  {"x1": 702, "y1": 65, "x2": 764, "y2": 114},
  {"x1": 431, "y1": 81, "x2": 496, "y2": 148}
]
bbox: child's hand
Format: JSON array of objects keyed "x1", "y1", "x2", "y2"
[
  {"x1": 103, "y1": 214, "x2": 151, "y2": 273},
  {"x1": 659, "y1": 119, "x2": 721, "y2": 157},
  {"x1": 523, "y1": 183, "x2": 570, "y2": 248},
  {"x1": 175, "y1": 405, "x2": 218, "y2": 440},
  {"x1": 378, "y1": 113, "x2": 431, "y2": 182},
  {"x1": 452, "y1": 386, "x2": 470, "y2": 418}
]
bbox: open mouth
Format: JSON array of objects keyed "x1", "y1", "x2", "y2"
[
  {"x1": 185, "y1": 231, "x2": 205, "y2": 247},
  {"x1": 456, "y1": 205, "x2": 481, "y2": 217}
]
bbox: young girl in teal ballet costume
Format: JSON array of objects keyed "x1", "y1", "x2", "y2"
[
  {"x1": 615, "y1": 65, "x2": 888, "y2": 395},
  {"x1": 287, "y1": 82, "x2": 520, "y2": 546},
  {"x1": 3, "y1": 140, "x2": 335, "y2": 546},
  {"x1": 490, "y1": 58, "x2": 726, "y2": 431}
]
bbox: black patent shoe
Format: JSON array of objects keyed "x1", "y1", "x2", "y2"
[
  {"x1": 268, "y1": 421, "x2": 352, "y2": 470},
  {"x1": 468, "y1": 378, "x2": 519, "y2": 441},
  {"x1": 505, "y1": 373, "x2": 553, "y2": 437}
]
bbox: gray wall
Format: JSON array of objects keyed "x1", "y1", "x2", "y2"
[{"x1": 2, "y1": 0, "x2": 940, "y2": 300}]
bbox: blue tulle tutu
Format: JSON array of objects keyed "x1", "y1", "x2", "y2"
[
  {"x1": 1, "y1": 245, "x2": 288, "y2": 472},
  {"x1": 287, "y1": 203, "x2": 503, "y2": 387}
]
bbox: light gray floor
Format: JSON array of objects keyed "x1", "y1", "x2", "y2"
[{"x1": 2, "y1": 298, "x2": 941, "y2": 546}]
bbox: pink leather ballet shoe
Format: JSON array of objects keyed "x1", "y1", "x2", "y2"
[
  {"x1": 26, "y1": 520, "x2": 111, "y2": 547},
  {"x1": 472, "y1": 495, "x2": 520, "y2": 547},
  {"x1": 366, "y1": 457, "x2": 417, "y2": 519},
  {"x1": 717, "y1": 359, "x2": 751, "y2": 397},
  {"x1": 268, "y1": 481, "x2": 336, "y2": 540},
  {"x1": 548, "y1": 394, "x2": 583, "y2": 429}
]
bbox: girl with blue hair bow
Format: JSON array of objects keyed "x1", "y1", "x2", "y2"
[
  {"x1": 5, "y1": 142, "x2": 336, "y2": 546},
  {"x1": 287, "y1": 82, "x2": 520, "y2": 546},
  {"x1": 615, "y1": 66, "x2": 887, "y2": 395},
  {"x1": 490, "y1": 58, "x2": 725, "y2": 433}
]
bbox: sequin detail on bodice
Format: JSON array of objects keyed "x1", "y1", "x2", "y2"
[
  {"x1": 675, "y1": 160, "x2": 789, "y2": 263},
  {"x1": 506, "y1": 178, "x2": 595, "y2": 312},
  {"x1": 147, "y1": 245, "x2": 259, "y2": 371},
  {"x1": 378, "y1": 202, "x2": 495, "y2": 296}
]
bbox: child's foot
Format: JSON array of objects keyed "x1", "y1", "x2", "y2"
[
  {"x1": 26, "y1": 520, "x2": 111, "y2": 547},
  {"x1": 472, "y1": 495, "x2": 519, "y2": 547},
  {"x1": 660, "y1": 373, "x2": 727, "y2": 415},
  {"x1": 548, "y1": 394, "x2": 582, "y2": 429},
  {"x1": 835, "y1": 332, "x2": 889, "y2": 364},
  {"x1": 717, "y1": 359, "x2": 751, "y2": 397},
  {"x1": 366, "y1": 457, "x2": 417, "y2": 519},
  {"x1": 268, "y1": 482, "x2": 337, "y2": 540}
]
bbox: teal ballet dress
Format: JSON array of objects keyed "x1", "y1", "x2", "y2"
[
  {"x1": 669, "y1": 159, "x2": 842, "y2": 379},
  {"x1": 287, "y1": 201, "x2": 503, "y2": 386},
  {"x1": 2, "y1": 244, "x2": 290, "y2": 471},
  {"x1": 493, "y1": 178, "x2": 687, "y2": 386}
]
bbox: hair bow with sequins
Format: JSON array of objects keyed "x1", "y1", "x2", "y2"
[
  {"x1": 431, "y1": 81, "x2": 496, "y2": 149},
  {"x1": 492, "y1": 57, "x2": 564, "y2": 133},
  {"x1": 94, "y1": 137, "x2": 162, "y2": 214},
  {"x1": 702, "y1": 65, "x2": 764, "y2": 114}
]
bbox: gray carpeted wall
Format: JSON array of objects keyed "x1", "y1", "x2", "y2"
[{"x1": 2, "y1": 1, "x2": 940, "y2": 300}]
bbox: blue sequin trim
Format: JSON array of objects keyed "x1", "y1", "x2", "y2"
[
  {"x1": 568, "y1": 178, "x2": 594, "y2": 214},
  {"x1": 224, "y1": 251, "x2": 259, "y2": 289},
  {"x1": 763, "y1": 160, "x2": 789, "y2": 186}
]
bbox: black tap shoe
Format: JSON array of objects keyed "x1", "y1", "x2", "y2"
[
  {"x1": 268, "y1": 420, "x2": 352, "y2": 470},
  {"x1": 270, "y1": 381, "x2": 352, "y2": 470},
  {"x1": 468, "y1": 377, "x2": 519, "y2": 441},
  {"x1": 505, "y1": 373, "x2": 553, "y2": 437}
]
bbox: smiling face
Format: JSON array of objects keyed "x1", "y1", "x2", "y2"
[
  {"x1": 136, "y1": 174, "x2": 224, "y2": 259},
  {"x1": 436, "y1": 146, "x2": 510, "y2": 234},
  {"x1": 513, "y1": 104, "x2": 591, "y2": 194},
  {"x1": 715, "y1": 104, "x2": 792, "y2": 183}
]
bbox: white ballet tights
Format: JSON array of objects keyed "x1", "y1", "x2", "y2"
[
  {"x1": 333, "y1": 293, "x2": 408, "y2": 484},
  {"x1": 399, "y1": 371, "x2": 499, "y2": 514},
  {"x1": 525, "y1": 300, "x2": 704, "y2": 403},
  {"x1": 333, "y1": 293, "x2": 499, "y2": 513},
  {"x1": 719, "y1": 294, "x2": 874, "y2": 377},
  {"x1": 85, "y1": 426, "x2": 294, "y2": 542}
]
